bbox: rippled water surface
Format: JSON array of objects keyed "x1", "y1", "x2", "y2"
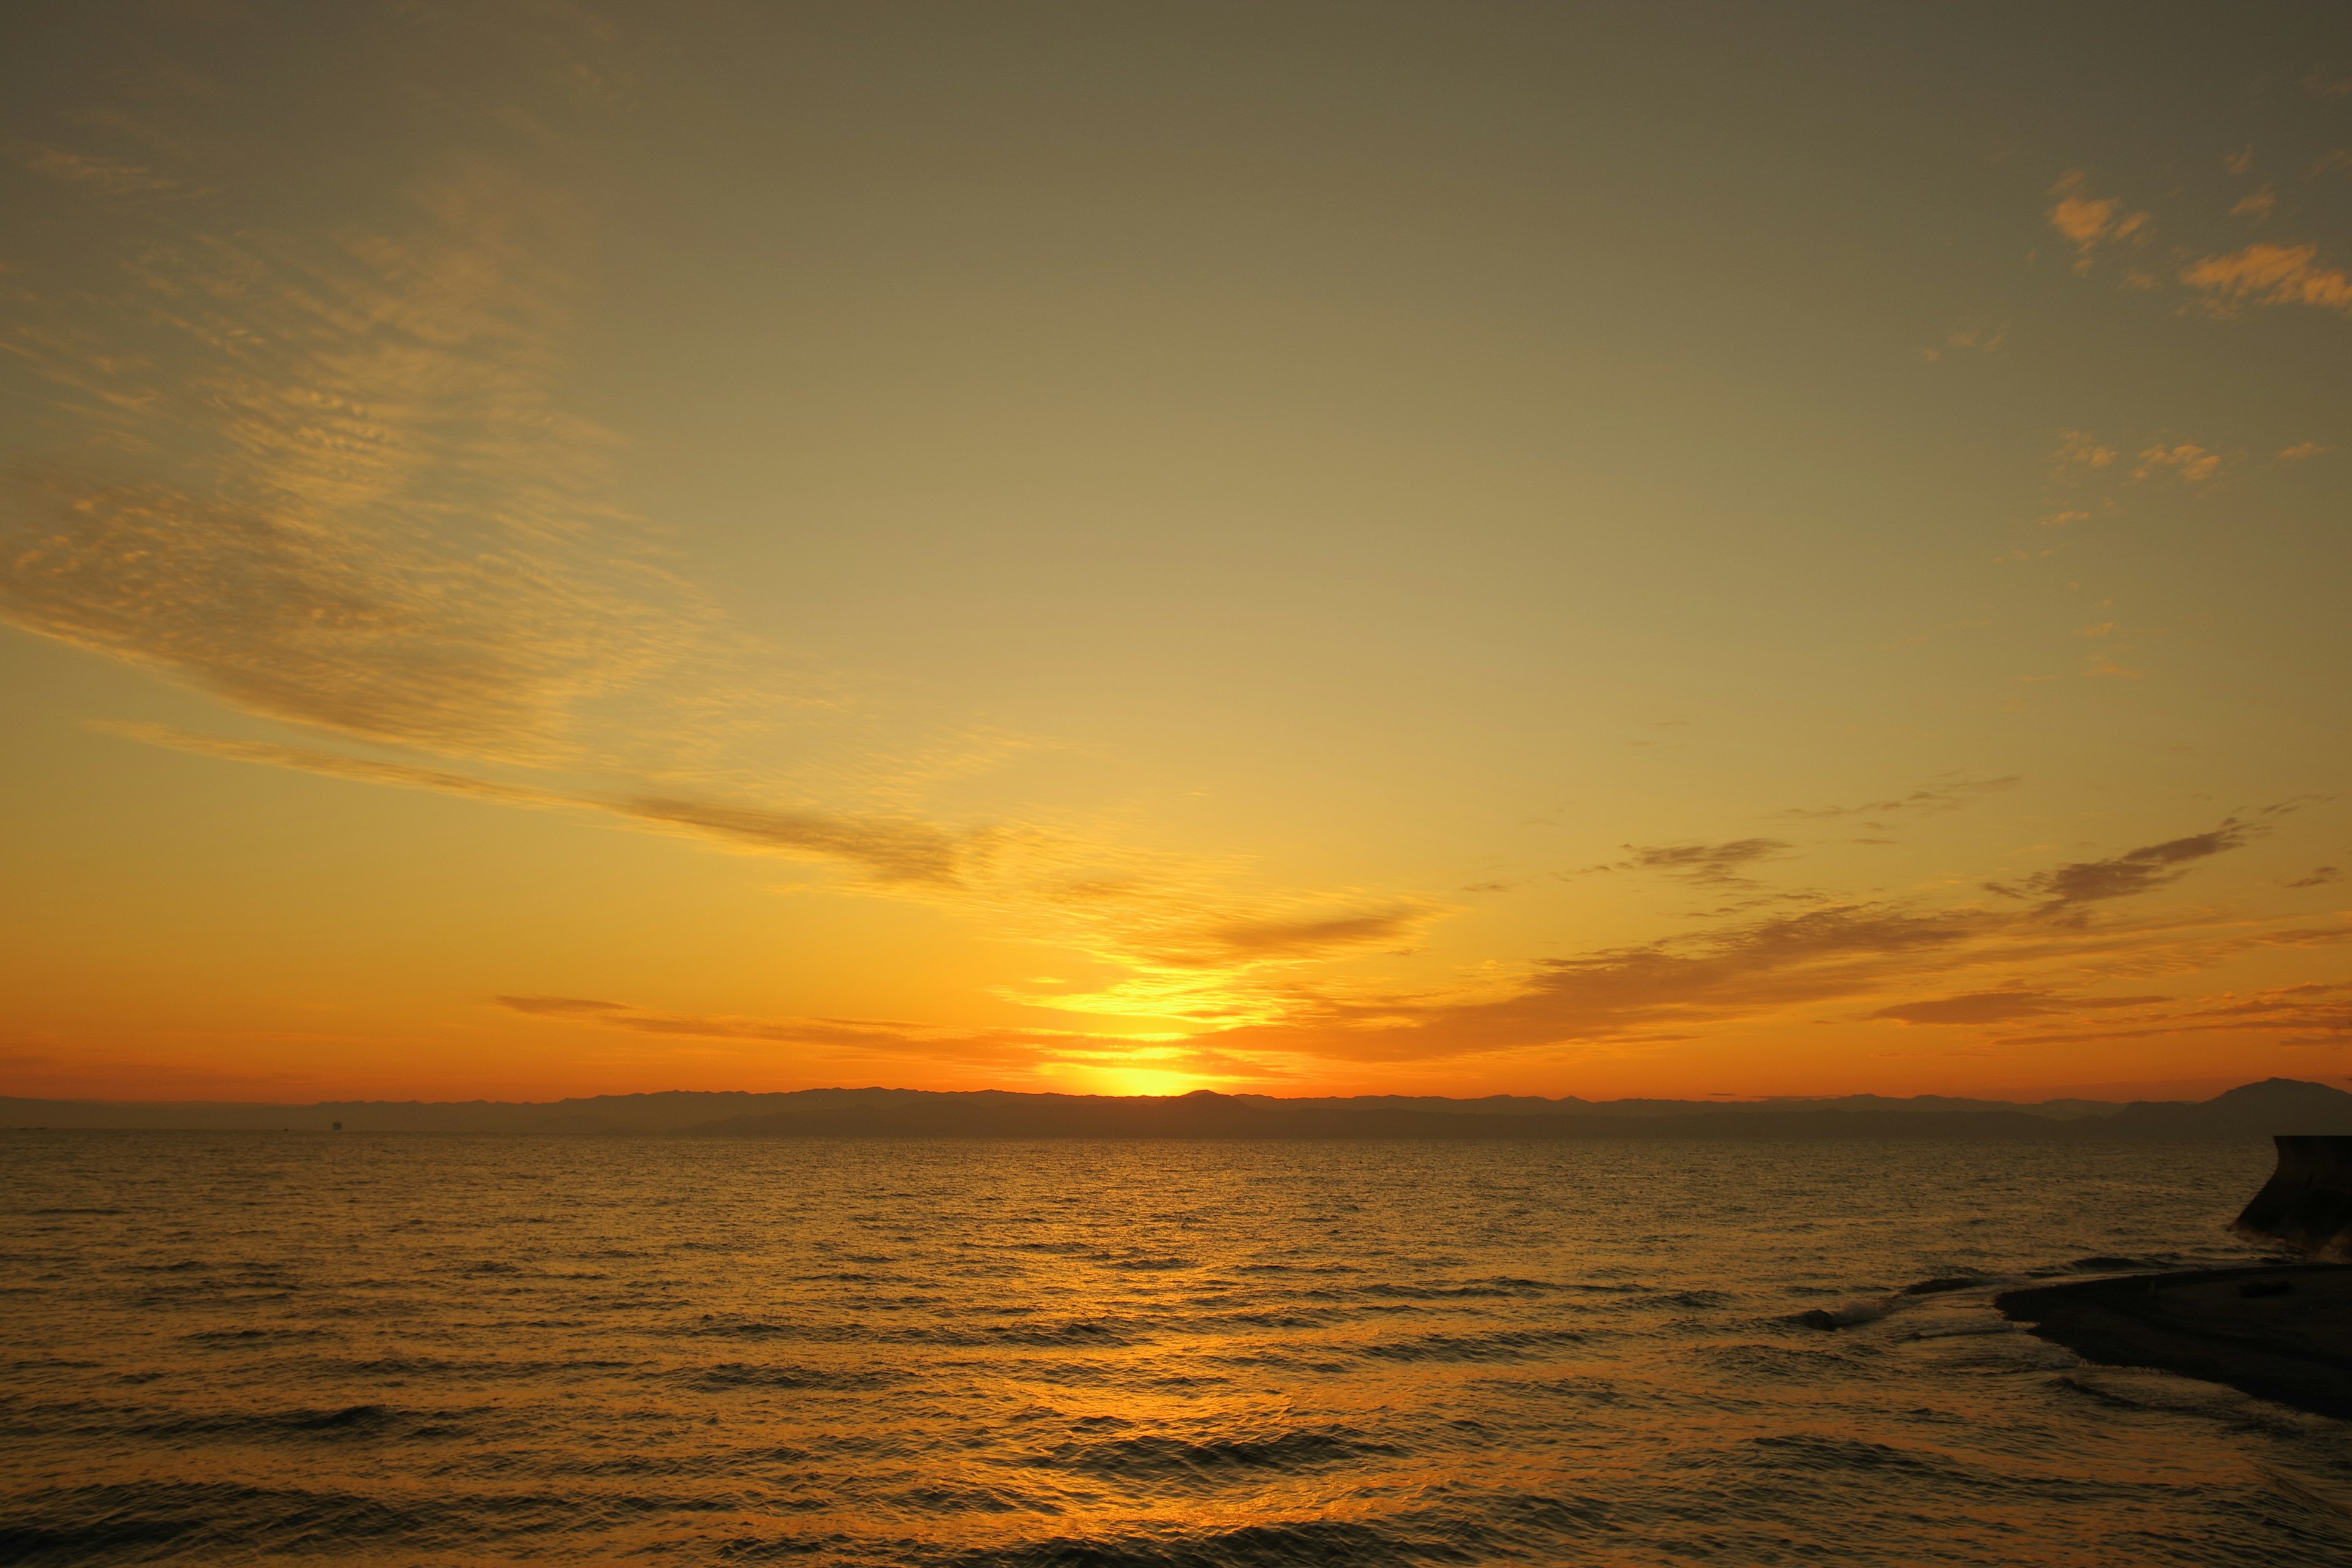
[{"x1": 6, "y1": 1131, "x2": 2350, "y2": 1566}]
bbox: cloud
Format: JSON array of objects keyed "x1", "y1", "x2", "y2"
[
  {"x1": 2279, "y1": 442, "x2": 2335, "y2": 461},
  {"x1": 2231, "y1": 190, "x2": 2275, "y2": 219},
  {"x1": 2051, "y1": 431, "x2": 2117, "y2": 475},
  {"x1": 93, "y1": 723, "x2": 571, "y2": 808},
  {"x1": 1923, "y1": 323, "x2": 2007, "y2": 360},
  {"x1": 2180, "y1": 243, "x2": 2352, "y2": 315},
  {"x1": 2046, "y1": 172, "x2": 2150, "y2": 270},
  {"x1": 0, "y1": 23, "x2": 726, "y2": 771},
  {"x1": 491, "y1": 993, "x2": 1297, "y2": 1080},
  {"x1": 5, "y1": 137, "x2": 193, "y2": 197},
  {"x1": 496, "y1": 995, "x2": 628, "y2": 1016},
  {"x1": 103, "y1": 720, "x2": 1439, "y2": 1030},
  {"x1": 12, "y1": 47, "x2": 1455, "y2": 1028},
  {"x1": 2132, "y1": 443, "x2": 2226, "y2": 483},
  {"x1": 1208, "y1": 891, "x2": 2346, "y2": 1066},
  {"x1": 1984, "y1": 823, "x2": 2252, "y2": 914},
  {"x1": 1197, "y1": 910, "x2": 1426, "y2": 959},
  {"x1": 1583, "y1": 839, "x2": 1792, "y2": 888},
  {"x1": 612, "y1": 797, "x2": 970, "y2": 885},
  {"x1": 2007, "y1": 981, "x2": 2352, "y2": 1048},
  {"x1": 2288, "y1": 867, "x2": 2342, "y2": 889},
  {"x1": 497, "y1": 996, "x2": 956, "y2": 1049},
  {"x1": 0, "y1": 196, "x2": 704, "y2": 766},
  {"x1": 1212, "y1": 903, "x2": 1999, "y2": 1063},
  {"x1": 491, "y1": 801, "x2": 2345, "y2": 1073},
  {"x1": 99, "y1": 723, "x2": 978, "y2": 885},
  {"x1": 1867, "y1": 989, "x2": 2165, "y2": 1025},
  {"x1": 1774, "y1": 776, "x2": 2019, "y2": 821}
]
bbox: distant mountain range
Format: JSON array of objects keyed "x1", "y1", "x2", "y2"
[{"x1": 6, "y1": 1077, "x2": 2351, "y2": 1140}]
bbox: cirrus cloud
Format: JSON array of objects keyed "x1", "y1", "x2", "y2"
[{"x1": 2180, "y1": 243, "x2": 2352, "y2": 315}]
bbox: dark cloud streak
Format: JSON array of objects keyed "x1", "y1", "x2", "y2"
[
  {"x1": 1986, "y1": 823, "x2": 2252, "y2": 914},
  {"x1": 1868, "y1": 990, "x2": 2168, "y2": 1025},
  {"x1": 1582, "y1": 838, "x2": 1791, "y2": 888},
  {"x1": 1774, "y1": 777, "x2": 2020, "y2": 821}
]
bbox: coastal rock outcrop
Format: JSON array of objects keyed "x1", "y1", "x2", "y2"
[
  {"x1": 2231, "y1": 1134, "x2": 2352, "y2": 1261},
  {"x1": 1996, "y1": 1135, "x2": 2352, "y2": 1417},
  {"x1": 1994, "y1": 1265, "x2": 2352, "y2": 1417}
]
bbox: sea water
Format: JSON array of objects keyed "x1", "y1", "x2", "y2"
[{"x1": 4, "y1": 1131, "x2": 2346, "y2": 1566}]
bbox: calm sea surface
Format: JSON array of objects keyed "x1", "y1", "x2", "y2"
[{"x1": 4, "y1": 1131, "x2": 2347, "y2": 1566}]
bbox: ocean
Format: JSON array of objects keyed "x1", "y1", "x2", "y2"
[{"x1": 4, "y1": 1130, "x2": 2346, "y2": 1566}]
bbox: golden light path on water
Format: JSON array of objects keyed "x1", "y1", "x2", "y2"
[{"x1": 7, "y1": 1130, "x2": 2349, "y2": 1567}]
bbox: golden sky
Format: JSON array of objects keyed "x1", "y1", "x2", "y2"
[{"x1": 4, "y1": 1, "x2": 2350, "y2": 1104}]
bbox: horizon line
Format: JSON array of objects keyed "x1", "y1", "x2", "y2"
[{"x1": 7, "y1": 1076, "x2": 2342, "y2": 1112}]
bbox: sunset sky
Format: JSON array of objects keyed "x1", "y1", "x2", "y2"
[{"x1": 5, "y1": 1, "x2": 2350, "y2": 1104}]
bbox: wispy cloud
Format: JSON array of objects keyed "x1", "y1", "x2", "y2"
[
  {"x1": 2051, "y1": 430, "x2": 2117, "y2": 475},
  {"x1": 489, "y1": 993, "x2": 1297, "y2": 1081},
  {"x1": 2180, "y1": 243, "x2": 2352, "y2": 315},
  {"x1": 104, "y1": 720, "x2": 1438, "y2": 1026},
  {"x1": 0, "y1": 4, "x2": 839, "y2": 794},
  {"x1": 1188, "y1": 812, "x2": 2332, "y2": 1066},
  {"x1": 494, "y1": 789, "x2": 2338, "y2": 1077},
  {"x1": 1866, "y1": 989, "x2": 2166, "y2": 1025},
  {"x1": 1920, "y1": 323, "x2": 2007, "y2": 361},
  {"x1": 96, "y1": 723, "x2": 975, "y2": 884},
  {"x1": 1191, "y1": 911, "x2": 1427, "y2": 960},
  {"x1": 1982, "y1": 823, "x2": 2253, "y2": 915},
  {"x1": 2046, "y1": 172, "x2": 2150, "y2": 271},
  {"x1": 1, "y1": 158, "x2": 710, "y2": 764},
  {"x1": 5, "y1": 137, "x2": 196, "y2": 197},
  {"x1": 1581, "y1": 839, "x2": 1792, "y2": 888},
  {"x1": 2132, "y1": 442, "x2": 2228, "y2": 483},
  {"x1": 1208, "y1": 898, "x2": 2334, "y2": 1065},
  {"x1": 2007, "y1": 981, "x2": 2352, "y2": 1049},
  {"x1": 613, "y1": 797, "x2": 972, "y2": 886},
  {"x1": 1774, "y1": 776, "x2": 2019, "y2": 821}
]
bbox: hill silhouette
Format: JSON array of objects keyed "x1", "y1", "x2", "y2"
[
  {"x1": 2098, "y1": 1077, "x2": 2352, "y2": 1137},
  {"x1": 6, "y1": 1079, "x2": 2350, "y2": 1139}
]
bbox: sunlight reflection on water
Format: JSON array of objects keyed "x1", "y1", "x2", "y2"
[{"x1": 4, "y1": 1131, "x2": 2345, "y2": 1566}]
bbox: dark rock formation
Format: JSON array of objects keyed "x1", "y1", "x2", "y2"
[
  {"x1": 1995, "y1": 1265, "x2": 2352, "y2": 1418},
  {"x1": 2231, "y1": 1134, "x2": 2352, "y2": 1261},
  {"x1": 1996, "y1": 1136, "x2": 2352, "y2": 1417}
]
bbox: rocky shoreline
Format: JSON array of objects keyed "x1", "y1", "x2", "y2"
[
  {"x1": 1995, "y1": 1264, "x2": 2352, "y2": 1418},
  {"x1": 1993, "y1": 1134, "x2": 2352, "y2": 1418}
]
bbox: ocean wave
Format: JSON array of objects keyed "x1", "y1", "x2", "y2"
[
  {"x1": 1029, "y1": 1427, "x2": 1408, "y2": 1485},
  {"x1": 4, "y1": 1133, "x2": 2326, "y2": 1567},
  {"x1": 1354, "y1": 1328, "x2": 1591, "y2": 1363}
]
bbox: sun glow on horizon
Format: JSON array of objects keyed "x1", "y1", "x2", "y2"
[{"x1": 1, "y1": 2, "x2": 2347, "y2": 1106}]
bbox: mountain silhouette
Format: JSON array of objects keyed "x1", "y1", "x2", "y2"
[
  {"x1": 2100, "y1": 1077, "x2": 2352, "y2": 1137},
  {"x1": 6, "y1": 1079, "x2": 2348, "y2": 1139}
]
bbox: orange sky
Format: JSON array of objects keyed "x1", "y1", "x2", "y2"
[{"x1": 3, "y1": 2, "x2": 2350, "y2": 1105}]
